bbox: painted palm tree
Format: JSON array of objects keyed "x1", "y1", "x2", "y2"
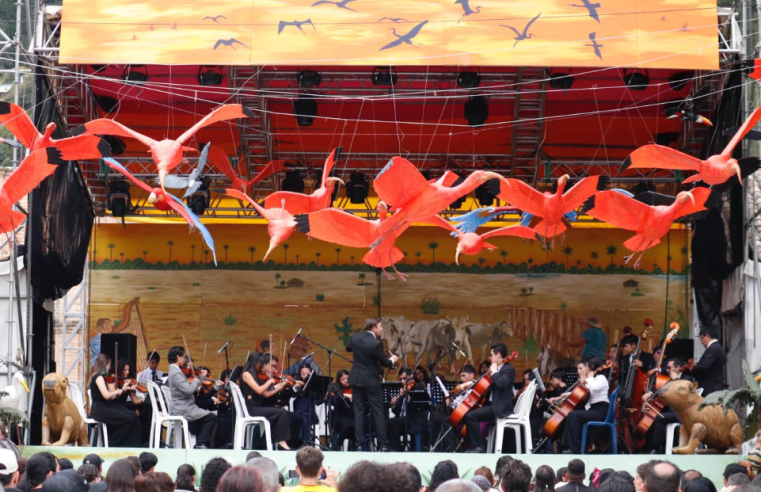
[
  {"x1": 428, "y1": 241, "x2": 439, "y2": 264},
  {"x1": 167, "y1": 240, "x2": 174, "y2": 262},
  {"x1": 142, "y1": 250, "x2": 148, "y2": 261},
  {"x1": 415, "y1": 251, "x2": 422, "y2": 264},
  {"x1": 191, "y1": 244, "x2": 196, "y2": 262},
  {"x1": 335, "y1": 248, "x2": 342, "y2": 265},
  {"x1": 590, "y1": 251, "x2": 599, "y2": 267},
  {"x1": 316, "y1": 252, "x2": 321, "y2": 266},
  {"x1": 248, "y1": 246, "x2": 256, "y2": 264},
  {"x1": 283, "y1": 243, "x2": 290, "y2": 267},
  {"x1": 358, "y1": 272, "x2": 366, "y2": 284},
  {"x1": 499, "y1": 250, "x2": 508, "y2": 264},
  {"x1": 119, "y1": 252, "x2": 125, "y2": 263},
  {"x1": 204, "y1": 249, "x2": 209, "y2": 263},
  {"x1": 350, "y1": 255, "x2": 355, "y2": 266},
  {"x1": 223, "y1": 244, "x2": 229, "y2": 263},
  {"x1": 274, "y1": 272, "x2": 282, "y2": 287},
  {"x1": 402, "y1": 251, "x2": 408, "y2": 264},
  {"x1": 605, "y1": 244, "x2": 617, "y2": 266},
  {"x1": 562, "y1": 245, "x2": 573, "y2": 268},
  {"x1": 478, "y1": 257, "x2": 486, "y2": 269},
  {"x1": 295, "y1": 254, "x2": 300, "y2": 266},
  {"x1": 107, "y1": 243, "x2": 116, "y2": 261},
  {"x1": 528, "y1": 258, "x2": 534, "y2": 265}
]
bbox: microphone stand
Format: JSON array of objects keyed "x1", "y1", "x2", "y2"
[{"x1": 221, "y1": 344, "x2": 233, "y2": 449}]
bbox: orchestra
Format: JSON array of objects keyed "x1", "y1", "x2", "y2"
[{"x1": 86, "y1": 318, "x2": 727, "y2": 454}]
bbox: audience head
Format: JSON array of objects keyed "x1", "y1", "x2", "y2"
[
  {"x1": 138, "y1": 453, "x2": 158, "y2": 475},
  {"x1": 214, "y1": 466, "x2": 263, "y2": 492},
  {"x1": 40, "y1": 469, "x2": 88, "y2": 492},
  {"x1": 681, "y1": 471, "x2": 702, "y2": 490},
  {"x1": 752, "y1": 476, "x2": 761, "y2": 490},
  {"x1": 496, "y1": 457, "x2": 514, "y2": 486},
  {"x1": 244, "y1": 452, "x2": 261, "y2": 463},
  {"x1": 57, "y1": 460, "x2": 73, "y2": 472},
  {"x1": 337, "y1": 461, "x2": 414, "y2": 492},
  {"x1": 77, "y1": 465, "x2": 100, "y2": 485},
  {"x1": 294, "y1": 447, "x2": 325, "y2": 481},
  {"x1": 726, "y1": 474, "x2": 750, "y2": 487},
  {"x1": 174, "y1": 464, "x2": 196, "y2": 491},
  {"x1": 200, "y1": 458, "x2": 232, "y2": 492},
  {"x1": 556, "y1": 468, "x2": 568, "y2": 484},
  {"x1": 245, "y1": 458, "x2": 280, "y2": 492},
  {"x1": 474, "y1": 467, "x2": 495, "y2": 486},
  {"x1": 471, "y1": 475, "x2": 492, "y2": 492},
  {"x1": 0, "y1": 449, "x2": 19, "y2": 488},
  {"x1": 134, "y1": 472, "x2": 174, "y2": 492},
  {"x1": 436, "y1": 480, "x2": 482, "y2": 492},
  {"x1": 501, "y1": 459, "x2": 531, "y2": 492},
  {"x1": 429, "y1": 461, "x2": 459, "y2": 492},
  {"x1": 724, "y1": 465, "x2": 749, "y2": 484},
  {"x1": 599, "y1": 477, "x2": 635, "y2": 492},
  {"x1": 124, "y1": 457, "x2": 140, "y2": 477},
  {"x1": 82, "y1": 455, "x2": 103, "y2": 474},
  {"x1": 643, "y1": 461, "x2": 681, "y2": 492},
  {"x1": 105, "y1": 459, "x2": 138, "y2": 492},
  {"x1": 535, "y1": 465, "x2": 556, "y2": 492},
  {"x1": 25, "y1": 452, "x2": 58, "y2": 489},
  {"x1": 635, "y1": 463, "x2": 651, "y2": 492},
  {"x1": 390, "y1": 463, "x2": 423, "y2": 492},
  {"x1": 599, "y1": 469, "x2": 616, "y2": 487},
  {"x1": 567, "y1": 460, "x2": 586, "y2": 483}
]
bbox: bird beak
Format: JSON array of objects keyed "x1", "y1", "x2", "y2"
[
  {"x1": 263, "y1": 240, "x2": 277, "y2": 261},
  {"x1": 666, "y1": 114, "x2": 678, "y2": 119},
  {"x1": 455, "y1": 244, "x2": 462, "y2": 266},
  {"x1": 328, "y1": 177, "x2": 345, "y2": 187},
  {"x1": 148, "y1": 192, "x2": 157, "y2": 204},
  {"x1": 482, "y1": 171, "x2": 505, "y2": 183},
  {"x1": 699, "y1": 116, "x2": 713, "y2": 127},
  {"x1": 687, "y1": 191, "x2": 695, "y2": 205},
  {"x1": 21, "y1": 380, "x2": 29, "y2": 393},
  {"x1": 731, "y1": 163, "x2": 743, "y2": 186}
]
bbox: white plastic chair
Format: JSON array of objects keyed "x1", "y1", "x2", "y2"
[
  {"x1": 664, "y1": 387, "x2": 702, "y2": 454},
  {"x1": 84, "y1": 389, "x2": 109, "y2": 447},
  {"x1": 148, "y1": 382, "x2": 192, "y2": 449},
  {"x1": 488, "y1": 380, "x2": 537, "y2": 454},
  {"x1": 228, "y1": 382, "x2": 273, "y2": 450}
]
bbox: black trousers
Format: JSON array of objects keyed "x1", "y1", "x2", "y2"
[
  {"x1": 353, "y1": 384, "x2": 388, "y2": 448},
  {"x1": 464, "y1": 405, "x2": 497, "y2": 449},
  {"x1": 388, "y1": 416, "x2": 423, "y2": 451},
  {"x1": 188, "y1": 413, "x2": 216, "y2": 446},
  {"x1": 333, "y1": 419, "x2": 355, "y2": 450},
  {"x1": 646, "y1": 410, "x2": 680, "y2": 451},
  {"x1": 561, "y1": 402, "x2": 609, "y2": 453}
]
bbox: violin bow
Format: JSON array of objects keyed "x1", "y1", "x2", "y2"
[
  {"x1": 143, "y1": 348, "x2": 156, "y2": 375},
  {"x1": 201, "y1": 342, "x2": 208, "y2": 374}
]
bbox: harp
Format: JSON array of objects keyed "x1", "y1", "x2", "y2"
[{"x1": 117, "y1": 297, "x2": 149, "y2": 367}]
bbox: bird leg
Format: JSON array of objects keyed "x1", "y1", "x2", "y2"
[
  {"x1": 390, "y1": 252, "x2": 409, "y2": 282},
  {"x1": 370, "y1": 220, "x2": 407, "y2": 250},
  {"x1": 374, "y1": 250, "x2": 395, "y2": 280}
]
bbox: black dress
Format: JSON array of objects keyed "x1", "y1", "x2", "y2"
[
  {"x1": 241, "y1": 373, "x2": 294, "y2": 444},
  {"x1": 327, "y1": 386, "x2": 355, "y2": 449},
  {"x1": 89, "y1": 374, "x2": 141, "y2": 448}
]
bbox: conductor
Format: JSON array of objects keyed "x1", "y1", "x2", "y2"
[{"x1": 347, "y1": 317, "x2": 398, "y2": 451}]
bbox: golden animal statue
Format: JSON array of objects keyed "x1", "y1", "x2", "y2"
[
  {"x1": 41, "y1": 373, "x2": 88, "y2": 446},
  {"x1": 657, "y1": 379, "x2": 742, "y2": 454}
]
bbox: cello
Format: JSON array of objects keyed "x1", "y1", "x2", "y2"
[
  {"x1": 622, "y1": 320, "x2": 654, "y2": 411},
  {"x1": 449, "y1": 351, "x2": 519, "y2": 428}
]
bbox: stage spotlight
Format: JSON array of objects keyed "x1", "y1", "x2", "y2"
[
  {"x1": 371, "y1": 67, "x2": 398, "y2": 86},
  {"x1": 197, "y1": 66, "x2": 225, "y2": 86},
  {"x1": 549, "y1": 72, "x2": 575, "y2": 90},
  {"x1": 123, "y1": 66, "x2": 148, "y2": 84},
  {"x1": 623, "y1": 69, "x2": 649, "y2": 91},
  {"x1": 669, "y1": 71, "x2": 694, "y2": 92},
  {"x1": 107, "y1": 180, "x2": 131, "y2": 219},
  {"x1": 448, "y1": 175, "x2": 467, "y2": 209},
  {"x1": 103, "y1": 135, "x2": 126, "y2": 156},
  {"x1": 475, "y1": 181, "x2": 496, "y2": 206},
  {"x1": 654, "y1": 132, "x2": 680, "y2": 146},
  {"x1": 347, "y1": 172, "x2": 370, "y2": 204},
  {"x1": 633, "y1": 181, "x2": 655, "y2": 196},
  {"x1": 186, "y1": 178, "x2": 211, "y2": 215},
  {"x1": 293, "y1": 94, "x2": 317, "y2": 127},
  {"x1": 457, "y1": 71, "x2": 481, "y2": 89},
  {"x1": 298, "y1": 70, "x2": 322, "y2": 88},
  {"x1": 464, "y1": 95, "x2": 489, "y2": 126},
  {"x1": 282, "y1": 170, "x2": 305, "y2": 193}
]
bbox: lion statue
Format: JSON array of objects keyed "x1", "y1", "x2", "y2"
[
  {"x1": 658, "y1": 379, "x2": 742, "y2": 454},
  {"x1": 41, "y1": 373, "x2": 88, "y2": 446}
]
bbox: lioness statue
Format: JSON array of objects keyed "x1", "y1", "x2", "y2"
[
  {"x1": 658, "y1": 379, "x2": 742, "y2": 454},
  {"x1": 41, "y1": 373, "x2": 88, "y2": 446}
]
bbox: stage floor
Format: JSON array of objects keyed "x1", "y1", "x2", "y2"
[{"x1": 27, "y1": 446, "x2": 741, "y2": 487}]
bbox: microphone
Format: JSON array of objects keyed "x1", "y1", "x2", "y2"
[
  {"x1": 452, "y1": 342, "x2": 466, "y2": 358},
  {"x1": 290, "y1": 327, "x2": 304, "y2": 345},
  {"x1": 301, "y1": 351, "x2": 316, "y2": 361},
  {"x1": 217, "y1": 341, "x2": 231, "y2": 354}
]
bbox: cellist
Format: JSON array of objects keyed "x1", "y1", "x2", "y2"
[
  {"x1": 639, "y1": 358, "x2": 694, "y2": 453},
  {"x1": 556, "y1": 358, "x2": 610, "y2": 454},
  {"x1": 463, "y1": 343, "x2": 516, "y2": 453}
]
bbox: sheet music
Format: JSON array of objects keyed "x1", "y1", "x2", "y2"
[{"x1": 435, "y1": 375, "x2": 450, "y2": 397}]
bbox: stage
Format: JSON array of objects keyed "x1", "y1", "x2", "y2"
[{"x1": 28, "y1": 446, "x2": 742, "y2": 487}]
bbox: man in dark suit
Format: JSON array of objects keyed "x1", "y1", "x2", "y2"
[
  {"x1": 463, "y1": 342, "x2": 515, "y2": 453},
  {"x1": 387, "y1": 367, "x2": 427, "y2": 451},
  {"x1": 690, "y1": 329, "x2": 725, "y2": 396},
  {"x1": 347, "y1": 317, "x2": 398, "y2": 451},
  {"x1": 618, "y1": 334, "x2": 655, "y2": 402}
]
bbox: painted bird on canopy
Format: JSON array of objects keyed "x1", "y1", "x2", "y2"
[
  {"x1": 489, "y1": 174, "x2": 603, "y2": 245},
  {"x1": 369, "y1": 156, "x2": 505, "y2": 251},
  {"x1": 103, "y1": 158, "x2": 218, "y2": 264},
  {"x1": 0, "y1": 147, "x2": 63, "y2": 235},
  {"x1": 206, "y1": 144, "x2": 287, "y2": 194},
  {"x1": 586, "y1": 188, "x2": 713, "y2": 268},
  {"x1": 620, "y1": 105, "x2": 761, "y2": 187},
  {"x1": 0, "y1": 102, "x2": 110, "y2": 160},
  {"x1": 222, "y1": 188, "x2": 297, "y2": 261},
  {"x1": 75, "y1": 104, "x2": 254, "y2": 192},
  {"x1": 436, "y1": 218, "x2": 539, "y2": 264},
  {"x1": 264, "y1": 147, "x2": 344, "y2": 214}
]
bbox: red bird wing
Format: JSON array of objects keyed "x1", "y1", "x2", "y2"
[
  {"x1": 249, "y1": 160, "x2": 286, "y2": 187},
  {"x1": 81, "y1": 119, "x2": 156, "y2": 148},
  {"x1": 562, "y1": 175, "x2": 600, "y2": 211},
  {"x1": 176, "y1": 104, "x2": 252, "y2": 145},
  {"x1": 321, "y1": 149, "x2": 339, "y2": 188},
  {"x1": 264, "y1": 191, "x2": 312, "y2": 214},
  {"x1": 723, "y1": 106, "x2": 761, "y2": 157},
  {"x1": 206, "y1": 145, "x2": 237, "y2": 181},
  {"x1": 301, "y1": 209, "x2": 375, "y2": 248},
  {"x1": 433, "y1": 170, "x2": 460, "y2": 187},
  {"x1": 102, "y1": 159, "x2": 153, "y2": 194},
  {"x1": 1, "y1": 147, "x2": 61, "y2": 204},
  {"x1": 624, "y1": 145, "x2": 701, "y2": 172},
  {"x1": 223, "y1": 188, "x2": 267, "y2": 216},
  {"x1": 673, "y1": 188, "x2": 712, "y2": 220},
  {"x1": 54, "y1": 135, "x2": 109, "y2": 160},
  {"x1": 373, "y1": 156, "x2": 429, "y2": 209},
  {"x1": 588, "y1": 190, "x2": 651, "y2": 231},
  {"x1": 419, "y1": 214, "x2": 461, "y2": 235},
  {"x1": 494, "y1": 178, "x2": 546, "y2": 217},
  {"x1": 0, "y1": 102, "x2": 38, "y2": 148},
  {"x1": 482, "y1": 225, "x2": 539, "y2": 241}
]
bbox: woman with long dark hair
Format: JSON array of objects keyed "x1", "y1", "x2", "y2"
[
  {"x1": 326, "y1": 369, "x2": 354, "y2": 450},
  {"x1": 89, "y1": 354, "x2": 142, "y2": 448},
  {"x1": 175, "y1": 464, "x2": 197, "y2": 492},
  {"x1": 428, "y1": 460, "x2": 459, "y2": 492},
  {"x1": 16, "y1": 452, "x2": 57, "y2": 492},
  {"x1": 239, "y1": 352, "x2": 303, "y2": 450},
  {"x1": 106, "y1": 459, "x2": 138, "y2": 492},
  {"x1": 534, "y1": 465, "x2": 556, "y2": 492}
]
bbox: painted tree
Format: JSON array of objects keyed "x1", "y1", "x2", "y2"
[
  {"x1": 167, "y1": 240, "x2": 174, "y2": 262},
  {"x1": 415, "y1": 251, "x2": 422, "y2": 264},
  {"x1": 295, "y1": 254, "x2": 300, "y2": 266},
  {"x1": 499, "y1": 250, "x2": 508, "y2": 264},
  {"x1": 119, "y1": 252, "x2": 125, "y2": 263},
  {"x1": 358, "y1": 272, "x2": 366, "y2": 284},
  {"x1": 335, "y1": 248, "x2": 342, "y2": 265},
  {"x1": 283, "y1": 243, "x2": 290, "y2": 267},
  {"x1": 402, "y1": 251, "x2": 408, "y2": 264},
  {"x1": 142, "y1": 250, "x2": 148, "y2": 261},
  {"x1": 107, "y1": 243, "x2": 116, "y2": 261},
  {"x1": 606, "y1": 244, "x2": 617, "y2": 266},
  {"x1": 274, "y1": 272, "x2": 282, "y2": 287},
  {"x1": 316, "y1": 252, "x2": 321, "y2": 266},
  {"x1": 590, "y1": 251, "x2": 599, "y2": 266},
  {"x1": 248, "y1": 246, "x2": 256, "y2": 264},
  {"x1": 204, "y1": 249, "x2": 209, "y2": 263},
  {"x1": 190, "y1": 244, "x2": 196, "y2": 262},
  {"x1": 562, "y1": 245, "x2": 573, "y2": 268},
  {"x1": 350, "y1": 255, "x2": 355, "y2": 266},
  {"x1": 223, "y1": 244, "x2": 229, "y2": 263},
  {"x1": 428, "y1": 241, "x2": 439, "y2": 263},
  {"x1": 478, "y1": 257, "x2": 486, "y2": 269}
]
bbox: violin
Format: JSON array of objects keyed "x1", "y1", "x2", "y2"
[
  {"x1": 257, "y1": 370, "x2": 297, "y2": 387},
  {"x1": 343, "y1": 387, "x2": 353, "y2": 396},
  {"x1": 104, "y1": 375, "x2": 147, "y2": 394}
]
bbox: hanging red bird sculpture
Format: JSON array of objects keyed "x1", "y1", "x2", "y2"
[
  {"x1": 0, "y1": 147, "x2": 62, "y2": 234},
  {"x1": 0, "y1": 102, "x2": 110, "y2": 160},
  {"x1": 490, "y1": 174, "x2": 602, "y2": 244},
  {"x1": 75, "y1": 104, "x2": 254, "y2": 192},
  {"x1": 620, "y1": 106, "x2": 761, "y2": 186},
  {"x1": 206, "y1": 145, "x2": 286, "y2": 194},
  {"x1": 437, "y1": 221, "x2": 539, "y2": 264},
  {"x1": 264, "y1": 147, "x2": 344, "y2": 214},
  {"x1": 587, "y1": 188, "x2": 712, "y2": 268}
]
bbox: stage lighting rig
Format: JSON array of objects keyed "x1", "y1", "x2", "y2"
[
  {"x1": 107, "y1": 180, "x2": 131, "y2": 219},
  {"x1": 475, "y1": 181, "x2": 496, "y2": 206},
  {"x1": 298, "y1": 70, "x2": 322, "y2": 88},
  {"x1": 103, "y1": 135, "x2": 126, "y2": 156},
  {"x1": 623, "y1": 69, "x2": 649, "y2": 91},
  {"x1": 464, "y1": 95, "x2": 489, "y2": 126},
  {"x1": 347, "y1": 172, "x2": 370, "y2": 204},
  {"x1": 197, "y1": 66, "x2": 225, "y2": 86},
  {"x1": 371, "y1": 67, "x2": 398, "y2": 86},
  {"x1": 282, "y1": 170, "x2": 305, "y2": 193},
  {"x1": 448, "y1": 175, "x2": 467, "y2": 209},
  {"x1": 457, "y1": 71, "x2": 481, "y2": 89},
  {"x1": 294, "y1": 94, "x2": 317, "y2": 126},
  {"x1": 187, "y1": 178, "x2": 211, "y2": 215}
]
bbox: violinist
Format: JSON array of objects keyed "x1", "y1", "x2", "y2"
[
  {"x1": 136, "y1": 352, "x2": 164, "y2": 385},
  {"x1": 618, "y1": 334, "x2": 655, "y2": 390},
  {"x1": 166, "y1": 346, "x2": 218, "y2": 449},
  {"x1": 326, "y1": 369, "x2": 354, "y2": 450},
  {"x1": 116, "y1": 358, "x2": 152, "y2": 446},
  {"x1": 292, "y1": 364, "x2": 318, "y2": 442},
  {"x1": 188, "y1": 361, "x2": 221, "y2": 411},
  {"x1": 88, "y1": 354, "x2": 142, "y2": 448},
  {"x1": 532, "y1": 369, "x2": 567, "y2": 442},
  {"x1": 215, "y1": 368, "x2": 234, "y2": 448},
  {"x1": 600, "y1": 345, "x2": 618, "y2": 381},
  {"x1": 446, "y1": 365, "x2": 477, "y2": 408},
  {"x1": 388, "y1": 368, "x2": 427, "y2": 451},
  {"x1": 463, "y1": 343, "x2": 516, "y2": 453},
  {"x1": 240, "y1": 352, "x2": 304, "y2": 450},
  {"x1": 558, "y1": 358, "x2": 609, "y2": 454}
]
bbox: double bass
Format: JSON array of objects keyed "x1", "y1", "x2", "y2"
[
  {"x1": 449, "y1": 351, "x2": 519, "y2": 428},
  {"x1": 622, "y1": 320, "x2": 654, "y2": 410}
]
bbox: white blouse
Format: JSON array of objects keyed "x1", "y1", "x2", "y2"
[{"x1": 584, "y1": 374, "x2": 610, "y2": 405}]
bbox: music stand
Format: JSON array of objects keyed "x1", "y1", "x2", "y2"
[{"x1": 301, "y1": 373, "x2": 332, "y2": 450}]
